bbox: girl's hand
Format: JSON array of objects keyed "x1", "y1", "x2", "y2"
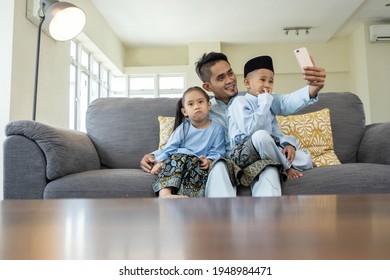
[
  {"x1": 282, "y1": 145, "x2": 296, "y2": 163},
  {"x1": 199, "y1": 155, "x2": 212, "y2": 170}
]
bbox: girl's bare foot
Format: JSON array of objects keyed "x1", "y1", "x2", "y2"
[
  {"x1": 159, "y1": 193, "x2": 188, "y2": 199},
  {"x1": 286, "y1": 168, "x2": 303, "y2": 179},
  {"x1": 158, "y1": 188, "x2": 188, "y2": 198}
]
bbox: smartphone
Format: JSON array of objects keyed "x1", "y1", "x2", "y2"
[{"x1": 294, "y1": 47, "x2": 313, "y2": 72}]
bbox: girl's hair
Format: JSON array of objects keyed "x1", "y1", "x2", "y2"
[{"x1": 173, "y1": 86, "x2": 210, "y2": 130}]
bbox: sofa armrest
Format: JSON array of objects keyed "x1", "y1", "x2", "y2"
[
  {"x1": 358, "y1": 122, "x2": 390, "y2": 165},
  {"x1": 3, "y1": 135, "x2": 47, "y2": 199},
  {"x1": 5, "y1": 120, "x2": 101, "y2": 181}
]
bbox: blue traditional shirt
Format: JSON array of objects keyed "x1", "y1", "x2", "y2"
[
  {"x1": 208, "y1": 85, "x2": 317, "y2": 155},
  {"x1": 154, "y1": 119, "x2": 225, "y2": 162},
  {"x1": 228, "y1": 93, "x2": 299, "y2": 149}
]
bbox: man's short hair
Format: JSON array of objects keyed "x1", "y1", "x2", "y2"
[{"x1": 195, "y1": 52, "x2": 230, "y2": 83}]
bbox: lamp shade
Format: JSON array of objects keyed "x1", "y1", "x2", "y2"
[{"x1": 42, "y1": 0, "x2": 86, "y2": 41}]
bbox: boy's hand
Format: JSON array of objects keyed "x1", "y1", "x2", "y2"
[
  {"x1": 255, "y1": 88, "x2": 272, "y2": 95},
  {"x1": 150, "y1": 162, "x2": 163, "y2": 175},
  {"x1": 282, "y1": 145, "x2": 296, "y2": 163}
]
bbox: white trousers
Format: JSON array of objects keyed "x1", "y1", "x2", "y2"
[
  {"x1": 251, "y1": 130, "x2": 312, "y2": 171},
  {"x1": 205, "y1": 161, "x2": 281, "y2": 197},
  {"x1": 205, "y1": 130, "x2": 312, "y2": 198}
]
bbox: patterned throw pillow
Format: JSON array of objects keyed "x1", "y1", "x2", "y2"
[
  {"x1": 157, "y1": 116, "x2": 175, "y2": 150},
  {"x1": 276, "y1": 108, "x2": 341, "y2": 166}
]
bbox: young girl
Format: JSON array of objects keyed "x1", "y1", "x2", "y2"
[{"x1": 151, "y1": 86, "x2": 225, "y2": 198}]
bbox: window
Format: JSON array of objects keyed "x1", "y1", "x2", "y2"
[
  {"x1": 70, "y1": 41, "x2": 111, "y2": 131},
  {"x1": 158, "y1": 75, "x2": 185, "y2": 97},
  {"x1": 129, "y1": 74, "x2": 185, "y2": 98},
  {"x1": 70, "y1": 40, "x2": 186, "y2": 131},
  {"x1": 129, "y1": 76, "x2": 155, "y2": 97},
  {"x1": 111, "y1": 76, "x2": 127, "y2": 97}
]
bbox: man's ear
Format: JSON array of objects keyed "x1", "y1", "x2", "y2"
[{"x1": 202, "y1": 82, "x2": 212, "y2": 92}]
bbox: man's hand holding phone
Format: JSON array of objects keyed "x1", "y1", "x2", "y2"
[{"x1": 294, "y1": 47, "x2": 326, "y2": 98}]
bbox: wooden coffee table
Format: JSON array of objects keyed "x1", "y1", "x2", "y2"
[{"x1": 1, "y1": 194, "x2": 390, "y2": 260}]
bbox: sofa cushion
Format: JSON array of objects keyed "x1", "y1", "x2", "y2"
[
  {"x1": 5, "y1": 120, "x2": 100, "y2": 180},
  {"x1": 86, "y1": 98, "x2": 178, "y2": 169},
  {"x1": 276, "y1": 108, "x2": 341, "y2": 166},
  {"x1": 282, "y1": 163, "x2": 390, "y2": 195},
  {"x1": 44, "y1": 169, "x2": 156, "y2": 198}
]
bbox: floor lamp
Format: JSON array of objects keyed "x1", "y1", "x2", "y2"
[{"x1": 32, "y1": 0, "x2": 86, "y2": 121}]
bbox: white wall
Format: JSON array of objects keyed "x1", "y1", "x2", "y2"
[
  {"x1": 9, "y1": 0, "x2": 71, "y2": 127},
  {"x1": 0, "y1": 0, "x2": 14, "y2": 200},
  {"x1": 8, "y1": 0, "x2": 126, "y2": 126},
  {"x1": 73, "y1": 0, "x2": 126, "y2": 75}
]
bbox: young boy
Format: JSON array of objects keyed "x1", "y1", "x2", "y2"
[{"x1": 227, "y1": 55, "x2": 313, "y2": 179}]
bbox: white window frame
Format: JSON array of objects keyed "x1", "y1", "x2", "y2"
[
  {"x1": 129, "y1": 74, "x2": 185, "y2": 98},
  {"x1": 70, "y1": 40, "x2": 112, "y2": 131},
  {"x1": 158, "y1": 74, "x2": 186, "y2": 98},
  {"x1": 70, "y1": 41, "x2": 186, "y2": 131}
]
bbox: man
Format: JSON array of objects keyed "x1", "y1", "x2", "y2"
[{"x1": 141, "y1": 51, "x2": 326, "y2": 197}]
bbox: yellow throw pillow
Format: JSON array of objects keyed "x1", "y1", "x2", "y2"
[
  {"x1": 276, "y1": 108, "x2": 341, "y2": 167},
  {"x1": 158, "y1": 116, "x2": 175, "y2": 150}
]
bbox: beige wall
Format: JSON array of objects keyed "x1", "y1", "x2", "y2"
[
  {"x1": 125, "y1": 34, "x2": 390, "y2": 124},
  {"x1": 221, "y1": 38, "x2": 350, "y2": 94},
  {"x1": 364, "y1": 24, "x2": 390, "y2": 124},
  {"x1": 125, "y1": 38, "x2": 364, "y2": 117}
]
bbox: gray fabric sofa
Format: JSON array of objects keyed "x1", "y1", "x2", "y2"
[{"x1": 3, "y1": 92, "x2": 390, "y2": 199}]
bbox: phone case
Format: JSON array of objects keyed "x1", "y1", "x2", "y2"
[{"x1": 294, "y1": 47, "x2": 313, "y2": 72}]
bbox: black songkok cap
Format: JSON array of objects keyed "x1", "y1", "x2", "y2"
[{"x1": 244, "y1": 55, "x2": 274, "y2": 77}]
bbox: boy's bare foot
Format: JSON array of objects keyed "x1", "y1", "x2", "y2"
[{"x1": 286, "y1": 168, "x2": 303, "y2": 179}]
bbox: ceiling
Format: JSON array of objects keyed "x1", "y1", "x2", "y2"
[{"x1": 90, "y1": 0, "x2": 390, "y2": 47}]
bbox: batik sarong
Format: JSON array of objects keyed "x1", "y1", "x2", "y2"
[
  {"x1": 225, "y1": 138, "x2": 287, "y2": 187},
  {"x1": 152, "y1": 153, "x2": 208, "y2": 197}
]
